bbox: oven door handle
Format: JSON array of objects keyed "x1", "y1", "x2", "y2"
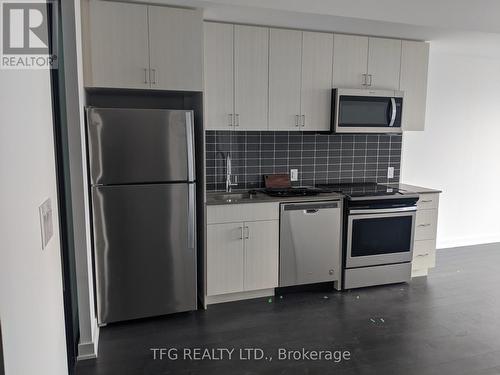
[
  {"x1": 388, "y1": 97, "x2": 397, "y2": 127},
  {"x1": 349, "y1": 206, "x2": 417, "y2": 215}
]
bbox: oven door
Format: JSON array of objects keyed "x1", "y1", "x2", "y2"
[
  {"x1": 333, "y1": 89, "x2": 403, "y2": 133},
  {"x1": 346, "y1": 208, "x2": 415, "y2": 268}
]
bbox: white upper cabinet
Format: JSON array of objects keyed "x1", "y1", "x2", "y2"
[
  {"x1": 332, "y1": 34, "x2": 401, "y2": 90},
  {"x1": 333, "y1": 34, "x2": 369, "y2": 88},
  {"x1": 87, "y1": 0, "x2": 150, "y2": 89},
  {"x1": 269, "y1": 28, "x2": 303, "y2": 130},
  {"x1": 234, "y1": 25, "x2": 269, "y2": 130},
  {"x1": 269, "y1": 29, "x2": 333, "y2": 131},
  {"x1": 367, "y1": 37, "x2": 402, "y2": 89},
  {"x1": 84, "y1": 1, "x2": 203, "y2": 91},
  {"x1": 400, "y1": 41, "x2": 430, "y2": 131},
  {"x1": 201, "y1": 22, "x2": 429, "y2": 132},
  {"x1": 301, "y1": 31, "x2": 334, "y2": 131},
  {"x1": 204, "y1": 23, "x2": 234, "y2": 130},
  {"x1": 148, "y1": 6, "x2": 203, "y2": 91}
]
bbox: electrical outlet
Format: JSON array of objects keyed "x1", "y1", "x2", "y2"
[
  {"x1": 39, "y1": 198, "x2": 53, "y2": 249},
  {"x1": 290, "y1": 169, "x2": 298, "y2": 182},
  {"x1": 387, "y1": 167, "x2": 395, "y2": 179}
]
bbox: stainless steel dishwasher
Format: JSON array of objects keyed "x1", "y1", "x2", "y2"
[{"x1": 280, "y1": 200, "x2": 342, "y2": 289}]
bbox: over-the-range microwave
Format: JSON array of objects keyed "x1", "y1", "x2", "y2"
[{"x1": 331, "y1": 88, "x2": 404, "y2": 134}]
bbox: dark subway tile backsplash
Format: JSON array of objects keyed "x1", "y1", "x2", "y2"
[{"x1": 205, "y1": 131, "x2": 402, "y2": 191}]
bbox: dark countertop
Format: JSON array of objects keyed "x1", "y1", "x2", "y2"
[
  {"x1": 206, "y1": 183, "x2": 441, "y2": 205},
  {"x1": 206, "y1": 190, "x2": 344, "y2": 206},
  {"x1": 385, "y1": 183, "x2": 442, "y2": 194}
]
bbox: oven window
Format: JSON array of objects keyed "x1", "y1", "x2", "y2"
[
  {"x1": 339, "y1": 96, "x2": 390, "y2": 127},
  {"x1": 351, "y1": 216, "x2": 413, "y2": 257}
]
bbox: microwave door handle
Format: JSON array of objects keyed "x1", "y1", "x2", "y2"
[{"x1": 389, "y1": 98, "x2": 397, "y2": 127}]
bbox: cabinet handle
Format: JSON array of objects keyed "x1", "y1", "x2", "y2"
[
  {"x1": 228, "y1": 114, "x2": 233, "y2": 127},
  {"x1": 417, "y1": 223, "x2": 431, "y2": 227},
  {"x1": 367, "y1": 74, "x2": 373, "y2": 86},
  {"x1": 150, "y1": 68, "x2": 157, "y2": 84},
  {"x1": 301, "y1": 114, "x2": 305, "y2": 127},
  {"x1": 295, "y1": 115, "x2": 299, "y2": 127},
  {"x1": 362, "y1": 74, "x2": 367, "y2": 86},
  {"x1": 416, "y1": 253, "x2": 430, "y2": 257},
  {"x1": 234, "y1": 114, "x2": 240, "y2": 127},
  {"x1": 420, "y1": 200, "x2": 433, "y2": 203},
  {"x1": 144, "y1": 68, "x2": 149, "y2": 84},
  {"x1": 239, "y1": 226, "x2": 244, "y2": 240},
  {"x1": 244, "y1": 226, "x2": 249, "y2": 239}
]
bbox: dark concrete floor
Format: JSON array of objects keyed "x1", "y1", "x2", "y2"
[{"x1": 77, "y1": 243, "x2": 500, "y2": 375}]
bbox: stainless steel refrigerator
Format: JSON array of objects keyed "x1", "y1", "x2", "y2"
[{"x1": 86, "y1": 107, "x2": 197, "y2": 325}]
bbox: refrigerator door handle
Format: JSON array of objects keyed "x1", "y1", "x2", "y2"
[
  {"x1": 185, "y1": 112, "x2": 195, "y2": 182},
  {"x1": 188, "y1": 183, "x2": 196, "y2": 250}
]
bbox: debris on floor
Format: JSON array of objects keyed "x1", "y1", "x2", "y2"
[
  {"x1": 370, "y1": 317, "x2": 386, "y2": 325},
  {"x1": 268, "y1": 298, "x2": 273, "y2": 303},
  {"x1": 323, "y1": 295, "x2": 329, "y2": 299}
]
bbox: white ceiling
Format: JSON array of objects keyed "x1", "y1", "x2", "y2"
[
  {"x1": 198, "y1": 0, "x2": 500, "y2": 34},
  {"x1": 128, "y1": 0, "x2": 500, "y2": 43}
]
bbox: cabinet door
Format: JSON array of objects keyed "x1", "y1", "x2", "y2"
[
  {"x1": 243, "y1": 221, "x2": 279, "y2": 291},
  {"x1": 332, "y1": 34, "x2": 368, "y2": 88},
  {"x1": 206, "y1": 223, "x2": 244, "y2": 296},
  {"x1": 148, "y1": 6, "x2": 203, "y2": 91},
  {"x1": 415, "y1": 209, "x2": 438, "y2": 241},
  {"x1": 268, "y1": 29, "x2": 302, "y2": 130},
  {"x1": 367, "y1": 37, "x2": 402, "y2": 89},
  {"x1": 204, "y1": 23, "x2": 234, "y2": 130},
  {"x1": 234, "y1": 25, "x2": 269, "y2": 130},
  {"x1": 400, "y1": 41, "x2": 430, "y2": 131},
  {"x1": 301, "y1": 31, "x2": 334, "y2": 131},
  {"x1": 88, "y1": 0, "x2": 149, "y2": 89}
]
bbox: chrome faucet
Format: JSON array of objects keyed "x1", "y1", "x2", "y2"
[{"x1": 225, "y1": 154, "x2": 238, "y2": 192}]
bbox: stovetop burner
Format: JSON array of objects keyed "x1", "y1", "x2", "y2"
[
  {"x1": 315, "y1": 182, "x2": 402, "y2": 198},
  {"x1": 263, "y1": 187, "x2": 321, "y2": 197}
]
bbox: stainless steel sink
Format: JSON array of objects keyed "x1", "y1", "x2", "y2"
[{"x1": 213, "y1": 192, "x2": 252, "y2": 202}]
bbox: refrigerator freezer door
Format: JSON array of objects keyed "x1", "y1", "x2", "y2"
[
  {"x1": 91, "y1": 183, "x2": 197, "y2": 324},
  {"x1": 86, "y1": 108, "x2": 195, "y2": 185}
]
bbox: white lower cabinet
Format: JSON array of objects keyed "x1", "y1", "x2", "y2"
[
  {"x1": 412, "y1": 193, "x2": 440, "y2": 277},
  {"x1": 243, "y1": 221, "x2": 279, "y2": 291},
  {"x1": 206, "y1": 203, "x2": 279, "y2": 302},
  {"x1": 206, "y1": 223, "x2": 244, "y2": 296}
]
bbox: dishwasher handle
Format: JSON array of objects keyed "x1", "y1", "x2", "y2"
[{"x1": 282, "y1": 201, "x2": 339, "y2": 211}]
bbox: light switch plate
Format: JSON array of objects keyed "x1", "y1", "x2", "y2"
[
  {"x1": 387, "y1": 167, "x2": 395, "y2": 179},
  {"x1": 39, "y1": 198, "x2": 53, "y2": 249},
  {"x1": 290, "y1": 169, "x2": 298, "y2": 182}
]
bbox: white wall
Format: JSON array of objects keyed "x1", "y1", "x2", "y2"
[
  {"x1": 402, "y1": 33, "x2": 500, "y2": 248},
  {"x1": 0, "y1": 68, "x2": 68, "y2": 374}
]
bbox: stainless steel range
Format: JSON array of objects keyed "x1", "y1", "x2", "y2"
[{"x1": 316, "y1": 183, "x2": 419, "y2": 289}]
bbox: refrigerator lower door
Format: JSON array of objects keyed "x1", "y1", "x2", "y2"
[{"x1": 91, "y1": 183, "x2": 197, "y2": 324}]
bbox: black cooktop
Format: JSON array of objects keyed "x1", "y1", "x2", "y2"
[
  {"x1": 263, "y1": 187, "x2": 321, "y2": 197},
  {"x1": 315, "y1": 182, "x2": 402, "y2": 198}
]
